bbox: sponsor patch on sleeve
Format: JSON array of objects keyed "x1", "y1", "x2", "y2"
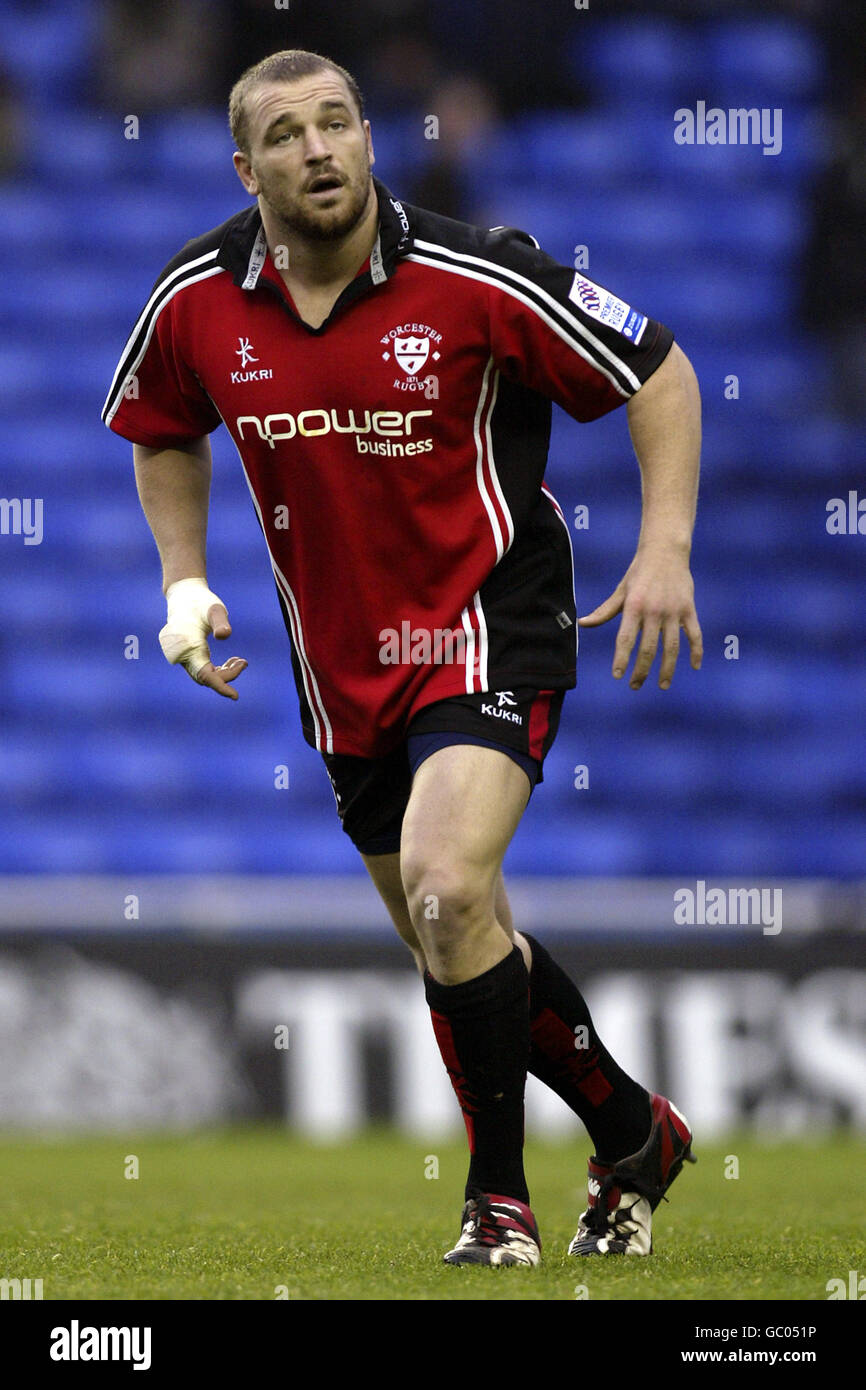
[{"x1": 568, "y1": 274, "x2": 647, "y2": 345}]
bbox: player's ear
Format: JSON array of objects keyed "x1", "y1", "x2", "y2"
[
  {"x1": 233, "y1": 149, "x2": 259, "y2": 196},
  {"x1": 364, "y1": 120, "x2": 375, "y2": 169}
]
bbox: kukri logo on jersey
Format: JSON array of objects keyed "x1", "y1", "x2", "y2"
[{"x1": 231, "y1": 336, "x2": 273, "y2": 383}]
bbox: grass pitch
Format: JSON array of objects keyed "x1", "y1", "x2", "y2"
[{"x1": 0, "y1": 1128, "x2": 861, "y2": 1301}]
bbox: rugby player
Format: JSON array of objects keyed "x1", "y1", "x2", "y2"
[{"x1": 102, "y1": 49, "x2": 702, "y2": 1267}]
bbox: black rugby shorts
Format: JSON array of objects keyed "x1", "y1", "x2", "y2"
[{"x1": 321, "y1": 686, "x2": 565, "y2": 855}]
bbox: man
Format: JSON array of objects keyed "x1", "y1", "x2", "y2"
[{"x1": 102, "y1": 49, "x2": 701, "y2": 1267}]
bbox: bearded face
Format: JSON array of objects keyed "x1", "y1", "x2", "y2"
[
  {"x1": 238, "y1": 73, "x2": 376, "y2": 245},
  {"x1": 252, "y1": 140, "x2": 373, "y2": 243}
]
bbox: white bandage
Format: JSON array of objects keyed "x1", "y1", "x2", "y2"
[{"x1": 159, "y1": 577, "x2": 226, "y2": 680}]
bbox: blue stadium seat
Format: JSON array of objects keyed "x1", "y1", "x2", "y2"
[
  {"x1": 565, "y1": 732, "x2": 724, "y2": 810},
  {"x1": 507, "y1": 809, "x2": 648, "y2": 876},
  {"x1": 691, "y1": 190, "x2": 805, "y2": 257},
  {"x1": 0, "y1": 265, "x2": 151, "y2": 332},
  {"x1": 29, "y1": 111, "x2": 151, "y2": 185},
  {"x1": 485, "y1": 186, "x2": 803, "y2": 282},
  {"x1": 566, "y1": 19, "x2": 704, "y2": 108},
  {"x1": 488, "y1": 109, "x2": 820, "y2": 197},
  {"x1": 1, "y1": 738, "x2": 58, "y2": 804},
  {"x1": 151, "y1": 110, "x2": 240, "y2": 185},
  {"x1": 2, "y1": 0, "x2": 97, "y2": 103},
  {"x1": 353, "y1": 114, "x2": 428, "y2": 186},
  {"x1": 650, "y1": 266, "x2": 793, "y2": 335},
  {"x1": 757, "y1": 414, "x2": 866, "y2": 479},
  {"x1": 691, "y1": 494, "x2": 802, "y2": 554},
  {"x1": 1, "y1": 817, "x2": 113, "y2": 874},
  {"x1": 0, "y1": 344, "x2": 51, "y2": 400},
  {"x1": 688, "y1": 340, "x2": 829, "y2": 421},
  {"x1": 706, "y1": 18, "x2": 825, "y2": 104},
  {"x1": 0, "y1": 183, "x2": 72, "y2": 259},
  {"x1": 55, "y1": 187, "x2": 240, "y2": 262},
  {"x1": 469, "y1": 113, "x2": 652, "y2": 195}
]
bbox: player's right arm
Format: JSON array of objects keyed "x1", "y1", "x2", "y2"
[{"x1": 133, "y1": 436, "x2": 248, "y2": 700}]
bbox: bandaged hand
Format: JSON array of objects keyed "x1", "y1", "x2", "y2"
[{"x1": 159, "y1": 577, "x2": 248, "y2": 699}]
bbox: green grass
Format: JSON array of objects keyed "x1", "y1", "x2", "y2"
[{"x1": 0, "y1": 1128, "x2": 861, "y2": 1300}]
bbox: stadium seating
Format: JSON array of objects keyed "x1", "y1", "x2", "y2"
[{"x1": 1, "y1": 11, "x2": 862, "y2": 878}]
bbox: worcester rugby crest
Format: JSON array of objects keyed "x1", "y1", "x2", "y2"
[
  {"x1": 394, "y1": 337, "x2": 429, "y2": 374},
  {"x1": 380, "y1": 321, "x2": 443, "y2": 392}
]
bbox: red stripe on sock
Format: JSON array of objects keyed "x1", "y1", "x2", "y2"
[
  {"x1": 531, "y1": 1006, "x2": 614, "y2": 1105},
  {"x1": 430, "y1": 1007, "x2": 477, "y2": 1152}
]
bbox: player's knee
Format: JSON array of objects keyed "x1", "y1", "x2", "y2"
[{"x1": 401, "y1": 857, "x2": 491, "y2": 934}]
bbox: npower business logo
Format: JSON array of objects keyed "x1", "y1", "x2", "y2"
[{"x1": 236, "y1": 406, "x2": 434, "y2": 455}]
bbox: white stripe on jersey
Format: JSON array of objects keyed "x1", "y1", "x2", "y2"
[
  {"x1": 270, "y1": 561, "x2": 335, "y2": 754},
  {"x1": 473, "y1": 358, "x2": 511, "y2": 562},
  {"x1": 481, "y1": 364, "x2": 515, "y2": 553},
  {"x1": 472, "y1": 590, "x2": 489, "y2": 689},
  {"x1": 541, "y1": 483, "x2": 579, "y2": 662},
  {"x1": 407, "y1": 242, "x2": 641, "y2": 396},
  {"x1": 460, "y1": 605, "x2": 477, "y2": 694},
  {"x1": 102, "y1": 251, "x2": 224, "y2": 425}
]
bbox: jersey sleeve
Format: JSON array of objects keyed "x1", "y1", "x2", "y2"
[
  {"x1": 101, "y1": 275, "x2": 222, "y2": 448},
  {"x1": 484, "y1": 227, "x2": 674, "y2": 422}
]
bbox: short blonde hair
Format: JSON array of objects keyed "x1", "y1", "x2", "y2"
[{"x1": 229, "y1": 49, "x2": 365, "y2": 155}]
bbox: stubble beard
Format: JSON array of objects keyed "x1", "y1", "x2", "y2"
[{"x1": 259, "y1": 158, "x2": 374, "y2": 244}]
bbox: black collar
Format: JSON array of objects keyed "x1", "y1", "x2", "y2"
[{"x1": 217, "y1": 176, "x2": 414, "y2": 293}]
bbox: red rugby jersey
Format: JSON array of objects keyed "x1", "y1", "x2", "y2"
[{"x1": 103, "y1": 178, "x2": 673, "y2": 756}]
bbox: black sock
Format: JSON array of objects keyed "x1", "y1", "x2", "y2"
[
  {"x1": 521, "y1": 932, "x2": 652, "y2": 1161},
  {"x1": 425, "y1": 945, "x2": 530, "y2": 1204}
]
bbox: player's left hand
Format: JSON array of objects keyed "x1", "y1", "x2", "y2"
[{"x1": 577, "y1": 544, "x2": 702, "y2": 689}]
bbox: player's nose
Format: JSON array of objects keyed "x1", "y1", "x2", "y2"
[{"x1": 303, "y1": 127, "x2": 332, "y2": 160}]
